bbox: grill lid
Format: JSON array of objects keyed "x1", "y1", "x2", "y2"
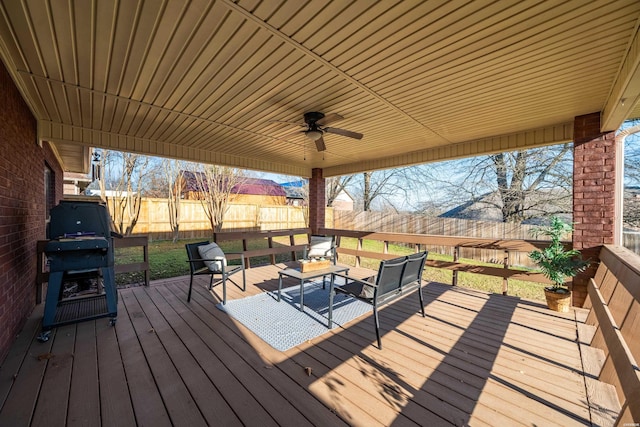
[{"x1": 48, "y1": 200, "x2": 112, "y2": 240}]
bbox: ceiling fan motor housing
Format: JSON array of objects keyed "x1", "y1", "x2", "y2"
[{"x1": 303, "y1": 111, "x2": 325, "y2": 125}]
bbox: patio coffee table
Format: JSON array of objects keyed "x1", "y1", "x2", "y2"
[{"x1": 277, "y1": 264, "x2": 350, "y2": 312}]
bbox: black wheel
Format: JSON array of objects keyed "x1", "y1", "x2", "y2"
[{"x1": 37, "y1": 331, "x2": 51, "y2": 342}]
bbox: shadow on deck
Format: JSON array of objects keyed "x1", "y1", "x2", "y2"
[{"x1": 0, "y1": 262, "x2": 605, "y2": 426}]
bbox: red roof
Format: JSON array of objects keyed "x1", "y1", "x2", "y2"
[{"x1": 181, "y1": 172, "x2": 285, "y2": 196}]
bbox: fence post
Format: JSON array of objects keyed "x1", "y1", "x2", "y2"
[
  {"x1": 452, "y1": 246, "x2": 459, "y2": 286},
  {"x1": 268, "y1": 235, "x2": 276, "y2": 264},
  {"x1": 289, "y1": 233, "x2": 298, "y2": 261},
  {"x1": 242, "y1": 238, "x2": 250, "y2": 268},
  {"x1": 502, "y1": 250, "x2": 509, "y2": 295}
]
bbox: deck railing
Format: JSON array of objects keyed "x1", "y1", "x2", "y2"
[
  {"x1": 213, "y1": 228, "x2": 311, "y2": 269},
  {"x1": 321, "y1": 227, "x2": 558, "y2": 293},
  {"x1": 210, "y1": 227, "x2": 560, "y2": 293}
]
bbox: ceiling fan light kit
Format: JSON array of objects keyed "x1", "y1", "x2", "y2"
[{"x1": 305, "y1": 129, "x2": 323, "y2": 141}]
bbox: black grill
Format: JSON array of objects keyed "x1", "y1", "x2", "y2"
[{"x1": 39, "y1": 200, "x2": 118, "y2": 340}]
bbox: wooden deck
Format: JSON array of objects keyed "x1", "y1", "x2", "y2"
[{"x1": 0, "y1": 263, "x2": 606, "y2": 426}]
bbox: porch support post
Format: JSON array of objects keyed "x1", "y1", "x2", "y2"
[
  {"x1": 308, "y1": 168, "x2": 325, "y2": 234},
  {"x1": 572, "y1": 112, "x2": 616, "y2": 307}
]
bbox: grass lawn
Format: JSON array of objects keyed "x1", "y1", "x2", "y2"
[{"x1": 115, "y1": 236, "x2": 546, "y2": 301}]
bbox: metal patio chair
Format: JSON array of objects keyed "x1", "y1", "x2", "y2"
[
  {"x1": 185, "y1": 241, "x2": 245, "y2": 304},
  {"x1": 329, "y1": 251, "x2": 428, "y2": 349}
]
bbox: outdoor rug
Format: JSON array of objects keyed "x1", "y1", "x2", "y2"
[{"x1": 216, "y1": 281, "x2": 372, "y2": 351}]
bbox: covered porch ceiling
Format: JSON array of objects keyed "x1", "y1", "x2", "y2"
[{"x1": 1, "y1": 0, "x2": 640, "y2": 178}]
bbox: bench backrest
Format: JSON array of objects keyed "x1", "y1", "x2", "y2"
[
  {"x1": 584, "y1": 245, "x2": 640, "y2": 424},
  {"x1": 375, "y1": 251, "x2": 428, "y2": 302}
]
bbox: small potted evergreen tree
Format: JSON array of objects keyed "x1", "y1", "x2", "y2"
[{"x1": 528, "y1": 216, "x2": 588, "y2": 312}]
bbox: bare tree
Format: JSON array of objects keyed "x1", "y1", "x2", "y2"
[
  {"x1": 193, "y1": 165, "x2": 245, "y2": 234},
  {"x1": 326, "y1": 175, "x2": 355, "y2": 207},
  {"x1": 141, "y1": 158, "x2": 170, "y2": 198},
  {"x1": 162, "y1": 159, "x2": 185, "y2": 242},
  {"x1": 621, "y1": 119, "x2": 640, "y2": 229},
  {"x1": 352, "y1": 169, "x2": 407, "y2": 212},
  {"x1": 409, "y1": 144, "x2": 573, "y2": 223},
  {"x1": 98, "y1": 150, "x2": 150, "y2": 235}
]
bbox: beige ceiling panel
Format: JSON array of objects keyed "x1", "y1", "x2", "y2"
[
  {"x1": 323, "y1": 122, "x2": 574, "y2": 177},
  {"x1": 40, "y1": 120, "x2": 310, "y2": 176},
  {"x1": 2, "y1": 0, "x2": 640, "y2": 175}
]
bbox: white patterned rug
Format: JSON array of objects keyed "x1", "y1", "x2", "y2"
[{"x1": 217, "y1": 281, "x2": 371, "y2": 351}]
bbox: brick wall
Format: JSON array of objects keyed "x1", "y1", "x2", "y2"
[
  {"x1": 0, "y1": 62, "x2": 63, "y2": 362},
  {"x1": 308, "y1": 168, "x2": 325, "y2": 234},
  {"x1": 572, "y1": 112, "x2": 616, "y2": 306}
]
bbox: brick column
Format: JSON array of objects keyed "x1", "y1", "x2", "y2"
[
  {"x1": 572, "y1": 112, "x2": 616, "y2": 306},
  {"x1": 308, "y1": 168, "x2": 325, "y2": 234}
]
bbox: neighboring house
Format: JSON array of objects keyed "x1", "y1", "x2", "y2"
[
  {"x1": 438, "y1": 189, "x2": 571, "y2": 224},
  {"x1": 179, "y1": 171, "x2": 287, "y2": 205},
  {"x1": 83, "y1": 180, "x2": 135, "y2": 197},
  {"x1": 280, "y1": 180, "x2": 307, "y2": 206},
  {"x1": 63, "y1": 172, "x2": 92, "y2": 195},
  {"x1": 331, "y1": 189, "x2": 354, "y2": 211}
]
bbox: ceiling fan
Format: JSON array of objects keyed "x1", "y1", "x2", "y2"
[{"x1": 277, "y1": 112, "x2": 363, "y2": 152}]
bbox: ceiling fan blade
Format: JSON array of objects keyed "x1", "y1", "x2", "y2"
[
  {"x1": 317, "y1": 113, "x2": 343, "y2": 126},
  {"x1": 314, "y1": 136, "x2": 326, "y2": 152},
  {"x1": 324, "y1": 127, "x2": 363, "y2": 140}
]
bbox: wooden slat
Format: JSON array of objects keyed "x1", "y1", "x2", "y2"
[
  {"x1": 120, "y1": 292, "x2": 208, "y2": 426},
  {"x1": 115, "y1": 297, "x2": 172, "y2": 426},
  {"x1": 0, "y1": 304, "x2": 43, "y2": 408},
  {"x1": 588, "y1": 279, "x2": 640, "y2": 413},
  {"x1": 67, "y1": 321, "x2": 100, "y2": 427},
  {"x1": 0, "y1": 320, "x2": 55, "y2": 425},
  {"x1": 95, "y1": 317, "x2": 136, "y2": 426},
  {"x1": 31, "y1": 324, "x2": 75, "y2": 426}
]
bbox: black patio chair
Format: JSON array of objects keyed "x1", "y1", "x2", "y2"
[
  {"x1": 185, "y1": 241, "x2": 245, "y2": 304},
  {"x1": 328, "y1": 251, "x2": 428, "y2": 349}
]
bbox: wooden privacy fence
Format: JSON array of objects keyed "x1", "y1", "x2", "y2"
[
  {"x1": 334, "y1": 211, "x2": 545, "y2": 267},
  {"x1": 118, "y1": 197, "x2": 322, "y2": 239}
]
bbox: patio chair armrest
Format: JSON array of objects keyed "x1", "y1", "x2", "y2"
[
  {"x1": 331, "y1": 272, "x2": 378, "y2": 289},
  {"x1": 186, "y1": 257, "x2": 224, "y2": 264}
]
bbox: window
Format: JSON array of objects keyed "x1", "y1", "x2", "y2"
[{"x1": 44, "y1": 163, "x2": 55, "y2": 220}]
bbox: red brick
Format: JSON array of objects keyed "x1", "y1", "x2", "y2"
[{"x1": 0, "y1": 61, "x2": 63, "y2": 361}]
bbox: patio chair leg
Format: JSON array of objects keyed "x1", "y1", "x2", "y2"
[
  {"x1": 188, "y1": 275, "x2": 194, "y2": 302},
  {"x1": 373, "y1": 305, "x2": 382, "y2": 349},
  {"x1": 222, "y1": 276, "x2": 227, "y2": 304},
  {"x1": 328, "y1": 278, "x2": 335, "y2": 328},
  {"x1": 418, "y1": 286, "x2": 425, "y2": 317},
  {"x1": 208, "y1": 274, "x2": 214, "y2": 291}
]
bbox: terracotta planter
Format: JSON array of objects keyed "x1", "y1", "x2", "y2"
[{"x1": 544, "y1": 288, "x2": 572, "y2": 312}]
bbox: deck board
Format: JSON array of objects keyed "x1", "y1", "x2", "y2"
[
  {"x1": 95, "y1": 317, "x2": 136, "y2": 427},
  {"x1": 0, "y1": 263, "x2": 618, "y2": 426}
]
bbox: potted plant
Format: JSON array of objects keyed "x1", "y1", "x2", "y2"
[{"x1": 528, "y1": 216, "x2": 588, "y2": 312}]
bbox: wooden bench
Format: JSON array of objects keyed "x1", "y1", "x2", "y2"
[{"x1": 578, "y1": 245, "x2": 640, "y2": 425}]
